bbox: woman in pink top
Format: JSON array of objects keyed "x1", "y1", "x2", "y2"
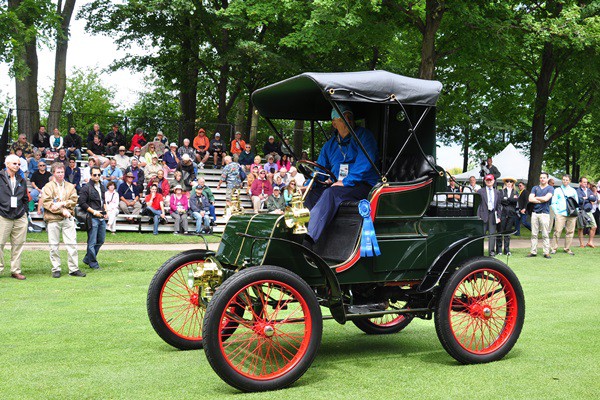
[
  {"x1": 170, "y1": 185, "x2": 189, "y2": 234},
  {"x1": 250, "y1": 170, "x2": 273, "y2": 213},
  {"x1": 277, "y1": 154, "x2": 291, "y2": 171}
]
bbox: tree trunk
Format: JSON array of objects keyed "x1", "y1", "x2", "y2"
[
  {"x1": 565, "y1": 139, "x2": 570, "y2": 175},
  {"x1": 179, "y1": 18, "x2": 199, "y2": 142},
  {"x1": 15, "y1": 41, "x2": 40, "y2": 142},
  {"x1": 462, "y1": 125, "x2": 470, "y2": 172},
  {"x1": 293, "y1": 120, "x2": 304, "y2": 161},
  {"x1": 418, "y1": 0, "x2": 446, "y2": 80},
  {"x1": 234, "y1": 96, "x2": 246, "y2": 140},
  {"x1": 47, "y1": 0, "x2": 77, "y2": 132}
]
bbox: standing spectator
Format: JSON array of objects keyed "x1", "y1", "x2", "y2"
[
  {"x1": 576, "y1": 176, "x2": 597, "y2": 248},
  {"x1": 515, "y1": 181, "x2": 531, "y2": 235},
  {"x1": 190, "y1": 186, "x2": 212, "y2": 234},
  {"x1": 144, "y1": 184, "x2": 166, "y2": 235},
  {"x1": 193, "y1": 128, "x2": 210, "y2": 168},
  {"x1": 176, "y1": 154, "x2": 196, "y2": 192},
  {"x1": 446, "y1": 177, "x2": 461, "y2": 204},
  {"x1": 129, "y1": 128, "x2": 147, "y2": 151},
  {"x1": 27, "y1": 151, "x2": 42, "y2": 179},
  {"x1": 114, "y1": 146, "x2": 130, "y2": 172},
  {"x1": 0, "y1": 154, "x2": 29, "y2": 280},
  {"x1": 477, "y1": 174, "x2": 502, "y2": 256},
  {"x1": 216, "y1": 155, "x2": 242, "y2": 207},
  {"x1": 118, "y1": 172, "x2": 142, "y2": 222},
  {"x1": 80, "y1": 158, "x2": 96, "y2": 185},
  {"x1": 32, "y1": 125, "x2": 51, "y2": 155},
  {"x1": 87, "y1": 123, "x2": 103, "y2": 147},
  {"x1": 551, "y1": 174, "x2": 578, "y2": 255},
  {"x1": 104, "y1": 124, "x2": 126, "y2": 155},
  {"x1": 55, "y1": 148, "x2": 69, "y2": 170},
  {"x1": 238, "y1": 143, "x2": 255, "y2": 171},
  {"x1": 267, "y1": 186, "x2": 286, "y2": 214},
  {"x1": 497, "y1": 177, "x2": 519, "y2": 255},
  {"x1": 527, "y1": 172, "x2": 554, "y2": 258},
  {"x1": 591, "y1": 184, "x2": 600, "y2": 229},
  {"x1": 210, "y1": 132, "x2": 226, "y2": 168},
  {"x1": 250, "y1": 169, "x2": 272, "y2": 213},
  {"x1": 461, "y1": 175, "x2": 481, "y2": 207},
  {"x1": 163, "y1": 142, "x2": 179, "y2": 175},
  {"x1": 230, "y1": 131, "x2": 246, "y2": 162},
  {"x1": 548, "y1": 178, "x2": 556, "y2": 233},
  {"x1": 64, "y1": 127, "x2": 83, "y2": 160},
  {"x1": 154, "y1": 131, "x2": 168, "y2": 145},
  {"x1": 30, "y1": 161, "x2": 51, "y2": 205},
  {"x1": 78, "y1": 166, "x2": 106, "y2": 270},
  {"x1": 192, "y1": 177, "x2": 216, "y2": 223},
  {"x1": 102, "y1": 158, "x2": 124, "y2": 189},
  {"x1": 11, "y1": 133, "x2": 34, "y2": 158},
  {"x1": 49, "y1": 128, "x2": 64, "y2": 154},
  {"x1": 170, "y1": 185, "x2": 189, "y2": 234},
  {"x1": 284, "y1": 180, "x2": 298, "y2": 205},
  {"x1": 263, "y1": 135, "x2": 282, "y2": 162},
  {"x1": 289, "y1": 166, "x2": 305, "y2": 188},
  {"x1": 277, "y1": 154, "x2": 291, "y2": 171},
  {"x1": 125, "y1": 158, "x2": 145, "y2": 188},
  {"x1": 65, "y1": 158, "x2": 81, "y2": 192},
  {"x1": 41, "y1": 162, "x2": 85, "y2": 278},
  {"x1": 87, "y1": 135, "x2": 110, "y2": 168},
  {"x1": 178, "y1": 138, "x2": 197, "y2": 164},
  {"x1": 143, "y1": 142, "x2": 159, "y2": 165},
  {"x1": 105, "y1": 181, "x2": 120, "y2": 234},
  {"x1": 479, "y1": 157, "x2": 501, "y2": 183}
]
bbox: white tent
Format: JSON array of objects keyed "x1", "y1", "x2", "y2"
[{"x1": 452, "y1": 143, "x2": 558, "y2": 184}]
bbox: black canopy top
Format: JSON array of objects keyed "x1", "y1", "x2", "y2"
[{"x1": 252, "y1": 70, "x2": 443, "y2": 121}]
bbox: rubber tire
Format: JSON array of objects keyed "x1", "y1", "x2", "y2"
[
  {"x1": 147, "y1": 250, "x2": 208, "y2": 350},
  {"x1": 353, "y1": 311, "x2": 413, "y2": 335},
  {"x1": 203, "y1": 266, "x2": 323, "y2": 392},
  {"x1": 434, "y1": 257, "x2": 525, "y2": 364}
]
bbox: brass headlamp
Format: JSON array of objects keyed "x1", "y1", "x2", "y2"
[{"x1": 284, "y1": 189, "x2": 310, "y2": 234}]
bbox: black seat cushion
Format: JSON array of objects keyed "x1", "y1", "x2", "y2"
[
  {"x1": 393, "y1": 154, "x2": 436, "y2": 182},
  {"x1": 313, "y1": 204, "x2": 362, "y2": 263}
]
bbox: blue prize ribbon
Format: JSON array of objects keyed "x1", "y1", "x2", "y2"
[{"x1": 358, "y1": 199, "x2": 381, "y2": 257}]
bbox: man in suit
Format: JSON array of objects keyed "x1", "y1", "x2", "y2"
[{"x1": 477, "y1": 174, "x2": 502, "y2": 256}]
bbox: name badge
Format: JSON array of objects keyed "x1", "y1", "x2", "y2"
[
  {"x1": 339, "y1": 164, "x2": 349, "y2": 181},
  {"x1": 10, "y1": 196, "x2": 18, "y2": 208}
]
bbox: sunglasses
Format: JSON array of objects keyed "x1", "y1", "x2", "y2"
[
  {"x1": 39, "y1": 164, "x2": 46, "y2": 167},
  {"x1": 119, "y1": 149, "x2": 125, "y2": 152},
  {"x1": 92, "y1": 173, "x2": 101, "y2": 177}
]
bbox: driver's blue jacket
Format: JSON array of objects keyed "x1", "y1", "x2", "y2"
[{"x1": 316, "y1": 126, "x2": 379, "y2": 187}]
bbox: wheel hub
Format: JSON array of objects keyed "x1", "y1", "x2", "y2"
[
  {"x1": 469, "y1": 303, "x2": 493, "y2": 319},
  {"x1": 253, "y1": 321, "x2": 275, "y2": 338},
  {"x1": 263, "y1": 325, "x2": 275, "y2": 338},
  {"x1": 189, "y1": 292, "x2": 199, "y2": 307}
]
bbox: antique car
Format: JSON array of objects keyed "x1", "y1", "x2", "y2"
[{"x1": 147, "y1": 70, "x2": 525, "y2": 392}]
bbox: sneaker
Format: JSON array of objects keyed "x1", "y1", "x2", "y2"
[
  {"x1": 565, "y1": 250, "x2": 575, "y2": 255},
  {"x1": 88, "y1": 264, "x2": 100, "y2": 270},
  {"x1": 489, "y1": 251, "x2": 496, "y2": 257},
  {"x1": 199, "y1": 163, "x2": 204, "y2": 170},
  {"x1": 506, "y1": 251, "x2": 512, "y2": 256},
  {"x1": 543, "y1": 254, "x2": 551, "y2": 259},
  {"x1": 52, "y1": 271, "x2": 61, "y2": 278},
  {"x1": 526, "y1": 253, "x2": 537, "y2": 257},
  {"x1": 550, "y1": 250, "x2": 556, "y2": 254},
  {"x1": 69, "y1": 270, "x2": 86, "y2": 277},
  {"x1": 173, "y1": 232, "x2": 180, "y2": 235}
]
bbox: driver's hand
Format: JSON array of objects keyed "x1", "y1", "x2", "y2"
[
  {"x1": 331, "y1": 181, "x2": 344, "y2": 187},
  {"x1": 324, "y1": 179, "x2": 333, "y2": 185}
]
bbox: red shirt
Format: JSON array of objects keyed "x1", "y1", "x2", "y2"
[{"x1": 145, "y1": 193, "x2": 163, "y2": 210}]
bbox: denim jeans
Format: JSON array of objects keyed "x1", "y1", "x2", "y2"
[
  {"x1": 515, "y1": 212, "x2": 531, "y2": 235},
  {"x1": 148, "y1": 206, "x2": 162, "y2": 234},
  {"x1": 192, "y1": 211, "x2": 210, "y2": 233},
  {"x1": 84, "y1": 217, "x2": 106, "y2": 268},
  {"x1": 208, "y1": 204, "x2": 216, "y2": 222},
  {"x1": 30, "y1": 189, "x2": 41, "y2": 202},
  {"x1": 67, "y1": 148, "x2": 82, "y2": 160}
]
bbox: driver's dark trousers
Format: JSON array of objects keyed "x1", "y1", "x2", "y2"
[{"x1": 305, "y1": 183, "x2": 372, "y2": 243}]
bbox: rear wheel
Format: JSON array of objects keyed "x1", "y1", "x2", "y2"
[
  {"x1": 203, "y1": 266, "x2": 322, "y2": 392},
  {"x1": 434, "y1": 257, "x2": 525, "y2": 364},
  {"x1": 352, "y1": 300, "x2": 413, "y2": 334}
]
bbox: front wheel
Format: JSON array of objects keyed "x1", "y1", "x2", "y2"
[
  {"x1": 434, "y1": 257, "x2": 525, "y2": 364},
  {"x1": 203, "y1": 266, "x2": 322, "y2": 392}
]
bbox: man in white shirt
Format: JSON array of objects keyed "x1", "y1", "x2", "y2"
[
  {"x1": 462, "y1": 175, "x2": 481, "y2": 207},
  {"x1": 114, "y1": 146, "x2": 130, "y2": 172}
]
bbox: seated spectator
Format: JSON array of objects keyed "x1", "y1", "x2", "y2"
[
  {"x1": 54, "y1": 148, "x2": 69, "y2": 170},
  {"x1": 246, "y1": 165, "x2": 259, "y2": 195},
  {"x1": 86, "y1": 135, "x2": 110, "y2": 168},
  {"x1": 277, "y1": 154, "x2": 291, "y2": 171},
  {"x1": 154, "y1": 131, "x2": 168, "y2": 145},
  {"x1": 289, "y1": 166, "x2": 305, "y2": 187},
  {"x1": 191, "y1": 177, "x2": 216, "y2": 223},
  {"x1": 263, "y1": 135, "x2": 282, "y2": 162},
  {"x1": 131, "y1": 146, "x2": 147, "y2": 168},
  {"x1": 129, "y1": 128, "x2": 147, "y2": 151},
  {"x1": 210, "y1": 132, "x2": 226, "y2": 168},
  {"x1": 251, "y1": 155, "x2": 263, "y2": 171},
  {"x1": 193, "y1": 128, "x2": 210, "y2": 168},
  {"x1": 49, "y1": 128, "x2": 64, "y2": 152},
  {"x1": 176, "y1": 154, "x2": 196, "y2": 192},
  {"x1": 238, "y1": 143, "x2": 255, "y2": 171},
  {"x1": 32, "y1": 125, "x2": 51, "y2": 155},
  {"x1": 104, "y1": 123, "x2": 126, "y2": 155},
  {"x1": 102, "y1": 158, "x2": 124, "y2": 189},
  {"x1": 105, "y1": 181, "x2": 120, "y2": 234},
  {"x1": 144, "y1": 184, "x2": 166, "y2": 235},
  {"x1": 118, "y1": 172, "x2": 142, "y2": 222},
  {"x1": 230, "y1": 131, "x2": 246, "y2": 162},
  {"x1": 170, "y1": 185, "x2": 189, "y2": 234},
  {"x1": 163, "y1": 142, "x2": 179, "y2": 175},
  {"x1": 14, "y1": 148, "x2": 28, "y2": 178},
  {"x1": 264, "y1": 154, "x2": 278, "y2": 180},
  {"x1": 65, "y1": 158, "x2": 81, "y2": 192},
  {"x1": 114, "y1": 146, "x2": 130, "y2": 172},
  {"x1": 147, "y1": 170, "x2": 171, "y2": 205},
  {"x1": 277, "y1": 167, "x2": 290, "y2": 185},
  {"x1": 250, "y1": 169, "x2": 272, "y2": 213},
  {"x1": 87, "y1": 123, "x2": 103, "y2": 147},
  {"x1": 80, "y1": 158, "x2": 96, "y2": 185},
  {"x1": 284, "y1": 180, "x2": 297, "y2": 205},
  {"x1": 145, "y1": 155, "x2": 162, "y2": 177},
  {"x1": 273, "y1": 175, "x2": 286, "y2": 191},
  {"x1": 27, "y1": 151, "x2": 42, "y2": 179},
  {"x1": 447, "y1": 177, "x2": 461, "y2": 203},
  {"x1": 143, "y1": 142, "x2": 160, "y2": 165},
  {"x1": 64, "y1": 127, "x2": 82, "y2": 160},
  {"x1": 11, "y1": 133, "x2": 34, "y2": 158},
  {"x1": 178, "y1": 138, "x2": 197, "y2": 165},
  {"x1": 190, "y1": 186, "x2": 212, "y2": 234},
  {"x1": 266, "y1": 186, "x2": 286, "y2": 214},
  {"x1": 30, "y1": 161, "x2": 51, "y2": 205},
  {"x1": 125, "y1": 158, "x2": 145, "y2": 188}
]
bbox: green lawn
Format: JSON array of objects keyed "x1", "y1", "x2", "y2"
[
  {"x1": 25, "y1": 230, "x2": 221, "y2": 244},
  {"x1": 0, "y1": 247, "x2": 598, "y2": 399}
]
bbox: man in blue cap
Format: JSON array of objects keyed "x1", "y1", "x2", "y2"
[{"x1": 304, "y1": 103, "x2": 379, "y2": 244}]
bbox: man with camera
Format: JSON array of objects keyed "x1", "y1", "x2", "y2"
[{"x1": 479, "y1": 157, "x2": 501, "y2": 185}]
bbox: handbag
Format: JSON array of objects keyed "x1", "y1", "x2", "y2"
[
  {"x1": 577, "y1": 209, "x2": 592, "y2": 227},
  {"x1": 238, "y1": 165, "x2": 247, "y2": 181},
  {"x1": 75, "y1": 205, "x2": 91, "y2": 231},
  {"x1": 560, "y1": 188, "x2": 579, "y2": 217}
]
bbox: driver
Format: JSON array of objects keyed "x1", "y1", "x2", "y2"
[{"x1": 304, "y1": 103, "x2": 379, "y2": 244}]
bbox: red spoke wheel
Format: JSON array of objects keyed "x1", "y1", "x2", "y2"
[
  {"x1": 203, "y1": 266, "x2": 322, "y2": 392},
  {"x1": 147, "y1": 250, "x2": 211, "y2": 350},
  {"x1": 434, "y1": 257, "x2": 525, "y2": 364},
  {"x1": 352, "y1": 300, "x2": 413, "y2": 334}
]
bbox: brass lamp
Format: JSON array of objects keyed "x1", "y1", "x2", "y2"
[{"x1": 284, "y1": 189, "x2": 310, "y2": 234}]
